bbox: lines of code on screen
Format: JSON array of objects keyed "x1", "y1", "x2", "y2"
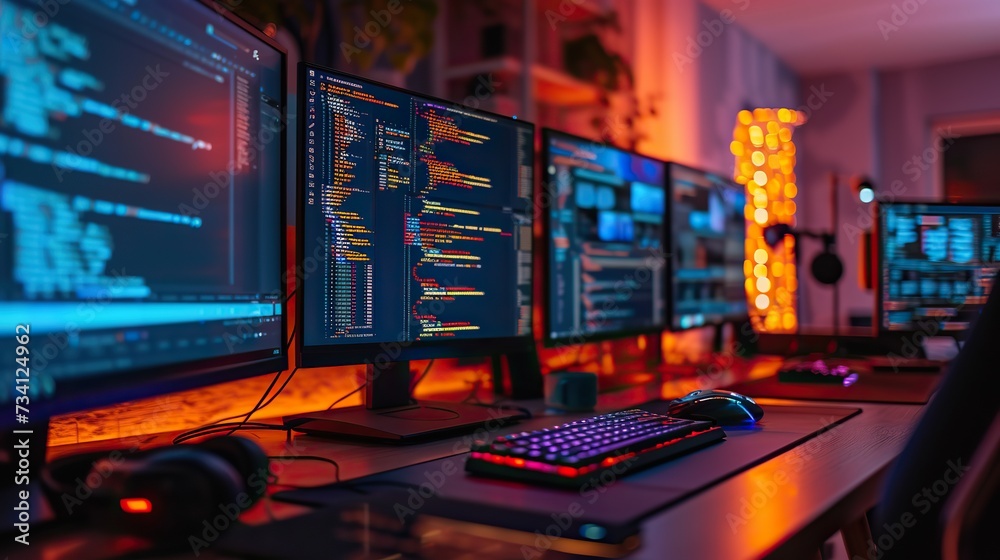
[
  {"x1": 544, "y1": 132, "x2": 666, "y2": 341},
  {"x1": 881, "y1": 204, "x2": 1000, "y2": 333},
  {"x1": 0, "y1": 0, "x2": 284, "y2": 384},
  {"x1": 302, "y1": 68, "x2": 533, "y2": 347}
]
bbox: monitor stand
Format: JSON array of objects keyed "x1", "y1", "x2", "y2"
[{"x1": 283, "y1": 361, "x2": 525, "y2": 442}]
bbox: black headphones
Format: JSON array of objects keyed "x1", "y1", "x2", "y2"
[{"x1": 42, "y1": 436, "x2": 270, "y2": 544}]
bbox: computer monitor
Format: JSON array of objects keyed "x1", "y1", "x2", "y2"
[
  {"x1": 541, "y1": 129, "x2": 668, "y2": 345},
  {"x1": 0, "y1": 0, "x2": 288, "y2": 422},
  {"x1": 666, "y1": 163, "x2": 748, "y2": 330},
  {"x1": 877, "y1": 201, "x2": 1000, "y2": 335},
  {"x1": 291, "y1": 64, "x2": 534, "y2": 439}
]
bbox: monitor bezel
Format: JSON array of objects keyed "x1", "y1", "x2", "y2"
[
  {"x1": 296, "y1": 62, "x2": 536, "y2": 368},
  {"x1": 665, "y1": 161, "x2": 752, "y2": 332},
  {"x1": 31, "y1": 0, "x2": 290, "y2": 420},
  {"x1": 874, "y1": 199, "x2": 1000, "y2": 337},
  {"x1": 540, "y1": 127, "x2": 670, "y2": 347}
]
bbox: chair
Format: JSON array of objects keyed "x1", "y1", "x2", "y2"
[
  {"x1": 940, "y1": 411, "x2": 1000, "y2": 560},
  {"x1": 872, "y1": 270, "x2": 1000, "y2": 560}
]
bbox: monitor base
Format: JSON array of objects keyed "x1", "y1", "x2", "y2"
[{"x1": 283, "y1": 401, "x2": 526, "y2": 442}]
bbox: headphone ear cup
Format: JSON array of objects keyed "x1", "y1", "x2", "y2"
[
  {"x1": 193, "y1": 436, "x2": 270, "y2": 505},
  {"x1": 95, "y1": 448, "x2": 245, "y2": 542}
]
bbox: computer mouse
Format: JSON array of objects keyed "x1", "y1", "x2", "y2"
[{"x1": 667, "y1": 389, "x2": 764, "y2": 425}]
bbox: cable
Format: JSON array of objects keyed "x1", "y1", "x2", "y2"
[
  {"x1": 172, "y1": 423, "x2": 289, "y2": 445},
  {"x1": 176, "y1": 320, "x2": 300, "y2": 441},
  {"x1": 327, "y1": 383, "x2": 365, "y2": 410}
]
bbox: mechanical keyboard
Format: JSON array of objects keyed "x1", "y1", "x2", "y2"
[
  {"x1": 465, "y1": 409, "x2": 725, "y2": 487},
  {"x1": 777, "y1": 358, "x2": 862, "y2": 385}
]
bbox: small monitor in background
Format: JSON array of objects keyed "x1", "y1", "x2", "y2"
[
  {"x1": 542, "y1": 129, "x2": 668, "y2": 344},
  {"x1": 667, "y1": 163, "x2": 749, "y2": 331},
  {"x1": 878, "y1": 202, "x2": 1000, "y2": 336}
]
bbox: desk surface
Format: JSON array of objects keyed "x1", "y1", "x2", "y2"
[{"x1": 27, "y1": 364, "x2": 928, "y2": 560}]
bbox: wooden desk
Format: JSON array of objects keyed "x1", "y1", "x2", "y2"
[
  {"x1": 23, "y1": 364, "x2": 926, "y2": 560},
  {"x1": 632, "y1": 399, "x2": 922, "y2": 560}
]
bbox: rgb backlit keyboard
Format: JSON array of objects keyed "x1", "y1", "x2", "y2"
[{"x1": 465, "y1": 409, "x2": 725, "y2": 487}]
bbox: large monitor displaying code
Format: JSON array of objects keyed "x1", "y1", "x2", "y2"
[
  {"x1": 0, "y1": 0, "x2": 285, "y2": 398},
  {"x1": 668, "y1": 163, "x2": 748, "y2": 329},
  {"x1": 880, "y1": 202, "x2": 1000, "y2": 333},
  {"x1": 299, "y1": 65, "x2": 533, "y2": 363},
  {"x1": 543, "y1": 129, "x2": 666, "y2": 342}
]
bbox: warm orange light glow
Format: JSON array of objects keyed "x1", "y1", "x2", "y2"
[
  {"x1": 121, "y1": 498, "x2": 153, "y2": 514},
  {"x1": 782, "y1": 313, "x2": 797, "y2": 330},
  {"x1": 733, "y1": 108, "x2": 802, "y2": 332}
]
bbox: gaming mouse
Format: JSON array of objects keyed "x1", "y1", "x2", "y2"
[{"x1": 667, "y1": 389, "x2": 764, "y2": 425}]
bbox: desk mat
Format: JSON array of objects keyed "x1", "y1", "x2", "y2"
[
  {"x1": 272, "y1": 404, "x2": 860, "y2": 530},
  {"x1": 724, "y1": 372, "x2": 940, "y2": 404}
]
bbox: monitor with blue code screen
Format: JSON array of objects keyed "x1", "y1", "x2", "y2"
[
  {"x1": 878, "y1": 202, "x2": 1000, "y2": 334},
  {"x1": 0, "y1": 0, "x2": 287, "y2": 416}
]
